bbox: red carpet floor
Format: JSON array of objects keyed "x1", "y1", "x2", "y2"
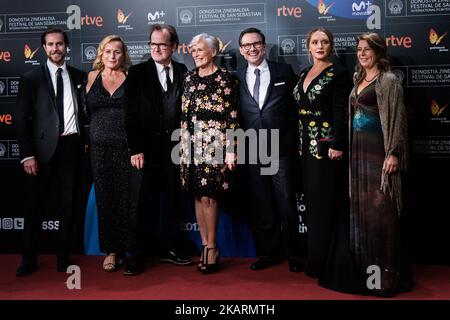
[{"x1": 1, "y1": 255, "x2": 449, "y2": 300}]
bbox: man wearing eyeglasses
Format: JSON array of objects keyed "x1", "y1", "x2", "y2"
[
  {"x1": 237, "y1": 27, "x2": 303, "y2": 273},
  {"x1": 124, "y1": 24, "x2": 192, "y2": 275}
]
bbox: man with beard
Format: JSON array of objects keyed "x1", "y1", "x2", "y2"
[{"x1": 15, "y1": 28, "x2": 86, "y2": 276}]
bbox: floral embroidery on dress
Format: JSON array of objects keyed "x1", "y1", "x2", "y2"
[
  {"x1": 299, "y1": 108, "x2": 322, "y2": 116},
  {"x1": 293, "y1": 66, "x2": 336, "y2": 159},
  {"x1": 307, "y1": 71, "x2": 334, "y2": 102}
]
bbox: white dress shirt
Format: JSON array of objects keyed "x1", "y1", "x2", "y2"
[
  {"x1": 47, "y1": 60, "x2": 77, "y2": 136},
  {"x1": 21, "y1": 60, "x2": 78, "y2": 163},
  {"x1": 155, "y1": 61, "x2": 173, "y2": 91},
  {"x1": 245, "y1": 59, "x2": 270, "y2": 109}
]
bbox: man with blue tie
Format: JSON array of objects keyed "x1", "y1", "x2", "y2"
[
  {"x1": 237, "y1": 28, "x2": 303, "y2": 272},
  {"x1": 15, "y1": 28, "x2": 86, "y2": 276}
]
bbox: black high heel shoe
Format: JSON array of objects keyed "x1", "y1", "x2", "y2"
[
  {"x1": 201, "y1": 247, "x2": 220, "y2": 274},
  {"x1": 197, "y1": 245, "x2": 207, "y2": 272}
]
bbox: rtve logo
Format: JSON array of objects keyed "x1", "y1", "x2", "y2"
[
  {"x1": 277, "y1": 5, "x2": 302, "y2": 18},
  {"x1": 0, "y1": 114, "x2": 12, "y2": 125},
  {"x1": 179, "y1": 37, "x2": 231, "y2": 55},
  {"x1": 386, "y1": 35, "x2": 412, "y2": 48},
  {"x1": 0, "y1": 50, "x2": 11, "y2": 62},
  {"x1": 66, "y1": 5, "x2": 104, "y2": 29},
  {"x1": 177, "y1": 43, "x2": 193, "y2": 55},
  {"x1": 81, "y1": 15, "x2": 103, "y2": 27}
]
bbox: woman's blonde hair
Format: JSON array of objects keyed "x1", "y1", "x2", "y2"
[
  {"x1": 354, "y1": 32, "x2": 391, "y2": 85},
  {"x1": 92, "y1": 35, "x2": 131, "y2": 72}
]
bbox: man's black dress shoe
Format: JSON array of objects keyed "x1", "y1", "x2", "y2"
[
  {"x1": 123, "y1": 257, "x2": 143, "y2": 276},
  {"x1": 16, "y1": 262, "x2": 37, "y2": 277},
  {"x1": 160, "y1": 250, "x2": 192, "y2": 266},
  {"x1": 250, "y1": 257, "x2": 281, "y2": 271},
  {"x1": 288, "y1": 258, "x2": 304, "y2": 273}
]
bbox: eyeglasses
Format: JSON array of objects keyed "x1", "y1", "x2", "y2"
[
  {"x1": 149, "y1": 42, "x2": 169, "y2": 50},
  {"x1": 240, "y1": 41, "x2": 264, "y2": 51}
]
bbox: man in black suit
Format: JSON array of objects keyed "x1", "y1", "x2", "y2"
[
  {"x1": 124, "y1": 24, "x2": 192, "y2": 275},
  {"x1": 15, "y1": 28, "x2": 86, "y2": 276},
  {"x1": 237, "y1": 28, "x2": 303, "y2": 272}
]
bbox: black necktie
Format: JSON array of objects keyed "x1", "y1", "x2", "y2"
[
  {"x1": 56, "y1": 68, "x2": 64, "y2": 134},
  {"x1": 164, "y1": 66, "x2": 172, "y2": 92},
  {"x1": 253, "y1": 68, "x2": 260, "y2": 105}
]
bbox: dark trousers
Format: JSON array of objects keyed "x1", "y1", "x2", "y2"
[
  {"x1": 131, "y1": 160, "x2": 182, "y2": 256},
  {"x1": 21, "y1": 134, "x2": 82, "y2": 263},
  {"x1": 247, "y1": 158, "x2": 302, "y2": 259},
  {"x1": 158, "y1": 161, "x2": 182, "y2": 252}
]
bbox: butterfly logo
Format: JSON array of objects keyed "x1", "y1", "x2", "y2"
[
  {"x1": 117, "y1": 9, "x2": 133, "y2": 24},
  {"x1": 431, "y1": 99, "x2": 448, "y2": 116},
  {"x1": 24, "y1": 44, "x2": 39, "y2": 59},
  {"x1": 318, "y1": 0, "x2": 335, "y2": 15},
  {"x1": 429, "y1": 28, "x2": 448, "y2": 46},
  {"x1": 217, "y1": 37, "x2": 231, "y2": 54}
]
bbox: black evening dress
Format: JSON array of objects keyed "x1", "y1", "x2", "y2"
[
  {"x1": 293, "y1": 64, "x2": 362, "y2": 293},
  {"x1": 180, "y1": 68, "x2": 240, "y2": 197},
  {"x1": 85, "y1": 73, "x2": 132, "y2": 254}
]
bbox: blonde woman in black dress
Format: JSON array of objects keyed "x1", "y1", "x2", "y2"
[{"x1": 84, "y1": 35, "x2": 132, "y2": 272}]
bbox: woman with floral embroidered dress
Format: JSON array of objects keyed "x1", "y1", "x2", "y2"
[
  {"x1": 180, "y1": 33, "x2": 239, "y2": 274},
  {"x1": 293, "y1": 28, "x2": 361, "y2": 293}
]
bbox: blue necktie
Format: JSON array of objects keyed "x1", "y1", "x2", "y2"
[{"x1": 253, "y1": 68, "x2": 260, "y2": 105}]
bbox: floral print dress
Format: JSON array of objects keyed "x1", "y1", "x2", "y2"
[
  {"x1": 180, "y1": 68, "x2": 240, "y2": 197},
  {"x1": 292, "y1": 64, "x2": 359, "y2": 292},
  {"x1": 293, "y1": 65, "x2": 347, "y2": 158}
]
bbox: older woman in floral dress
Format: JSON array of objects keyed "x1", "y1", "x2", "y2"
[{"x1": 180, "y1": 33, "x2": 239, "y2": 274}]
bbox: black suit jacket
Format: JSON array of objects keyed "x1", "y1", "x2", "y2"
[
  {"x1": 237, "y1": 60, "x2": 298, "y2": 159},
  {"x1": 16, "y1": 64, "x2": 86, "y2": 163},
  {"x1": 124, "y1": 58, "x2": 187, "y2": 164}
]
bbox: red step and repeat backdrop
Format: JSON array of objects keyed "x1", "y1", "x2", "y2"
[{"x1": 1, "y1": 0, "x2": 449, "y2": 262}]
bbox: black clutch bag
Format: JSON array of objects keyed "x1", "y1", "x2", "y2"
[{"x1": 317, "y1": 138, "x2": 333, "y2": 158}]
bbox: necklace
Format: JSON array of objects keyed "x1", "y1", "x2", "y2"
[{"x1": 364, "y1": 73, "x2": 379, "y2": 82}]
